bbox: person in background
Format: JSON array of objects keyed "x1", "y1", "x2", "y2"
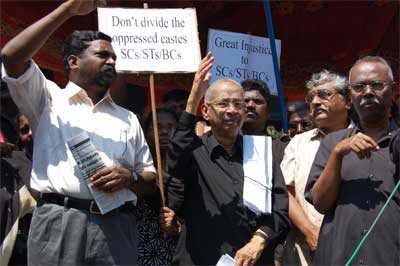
[
  {"x1": 5, "y1": 114, "x2": 33, "y2": 186},
  {"x1": 281, "y1": 70, "x2": 353, "y2": 266},
  {"x1": 162, "y1": 89, "x2": 189, "y2": 118},
  {"x1": 136, "y1": 107, "x2": 180, "y2": 266},
  {"x1": 305, "y1": 56, "x2": 398, "y2": 265},
  {"x1": 287, "y1": 101, "x2": 314, "y2": 139},
  {"x1": 241, "y1": 79, "x2": 270, "y2": 136},
  {"x1": 241, "y1": 79, "x2": 289, "y2": 266}
]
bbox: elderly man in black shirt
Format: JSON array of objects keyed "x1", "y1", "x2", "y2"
[
  {"x1": 167, "y1": 53, "x2": 289, "y2": 266},
  {"x1": 305, "y1": 56, "x2": 399, "y2": 265}
]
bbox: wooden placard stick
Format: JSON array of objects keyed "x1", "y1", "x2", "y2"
[{"x1": 144, "y1": 2, "x2": 166, "y2": 207}]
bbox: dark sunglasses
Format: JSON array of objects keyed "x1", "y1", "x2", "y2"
[
  {"x1": 288, "y1": 120, "x2": 312, "y2": 129},
  {"x1": 350, "y1": 81, "x2": 388, "y2": 93},
  {"x1": 20, "y1": 125, "x2": 30, "y2": 135},
  {"x1": 306, "y1": 89, "x2": 339, "y2": 103}
]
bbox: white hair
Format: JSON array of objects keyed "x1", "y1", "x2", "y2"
[{"x1": 306, "y1": 69, "x2": 349, "y2": 96}]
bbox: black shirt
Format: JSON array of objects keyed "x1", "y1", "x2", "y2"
[
  {"x1": 166, "y1": 112, "x2": 289, "y2": 265},
  {"x1": 390, "y1": 129, "x2": 399, "y2": 181},
  {"x1": 305, "y1": 124, "x2": 399, "y2": 265}
]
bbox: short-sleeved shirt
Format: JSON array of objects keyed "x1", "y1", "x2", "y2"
[
  {"x1": 281, "y1": 128, "x2": 325, "y2": 228},
  {"x1": 2, "y1": 61, "x2": 155, "y2": 200},
  {"x1": 305, "y1": 124, "x2": 399, "y2": 265},
  {"x1": 167, "y1": 112, "x2": 289, "y2": 265}
]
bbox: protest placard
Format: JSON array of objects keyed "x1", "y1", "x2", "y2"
[
  {"x1": 98, "y1": 8, "x2": 201, "y2": 73},
  {"x1": 207, "y1": 29, "x2": 281, "y2": 95}
]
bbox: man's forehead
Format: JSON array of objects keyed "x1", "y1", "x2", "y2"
[
  {"x1": 244, "y1": 89, "x2": 263, "y2": 98},
  {"x1": 209, "y1": 81, "x2": 243, "y2": 99},
  {"x1": 87, "y1": 39, "x2": 114, "y2": 51},
  {"x1": 312, "y1": 82, "x2": 337, "y2": 92},
  {"x1": 350, "y1": 61, "x2": 387, "y2": 82}
]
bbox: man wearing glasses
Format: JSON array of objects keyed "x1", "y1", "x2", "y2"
[
  {"x1": 280, "y1": 70, "x2": 353, "y2": 265},
  {"x1": 286, "y1": 101, "x2": 314, "y2": 139},
  {"x1": 305, "y1": 56, "x2": 398, "y2": 265},
  {"x1": 167, "y1": 53, "x2": 289, "y2": 266}
]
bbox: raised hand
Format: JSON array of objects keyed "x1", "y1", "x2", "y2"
[
  {"x1": 66, "y1": 0, "x2": 107, "y2": 16},
  {"x1": 191, "y1": 51, "x2": 214, "y2": 97},
  {"x1": 186, "y1": 52, "x2": 214, "y2": 114}
]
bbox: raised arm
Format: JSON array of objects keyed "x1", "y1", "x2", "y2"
[
  {"x1": 1, "y1": 0, "x2": 106, "y2": 78},
  {"x1": 185, "y1": 51, "x2": 214, "y2": 114}
]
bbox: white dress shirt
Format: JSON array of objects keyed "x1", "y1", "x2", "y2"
[{"x1": 2, "y1": 61, "x2": 155, "y2": 200}]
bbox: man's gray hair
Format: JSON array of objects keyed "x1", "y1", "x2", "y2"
[
  {"x1": 204, "y1": 78, "x2": 243, "y2": 103},
  {"x1": 306, "y1": 69, "x2": 349, "y2": 96},
  {"x1": 349, "y1": 55, "x2": 394, "y2": 83}
]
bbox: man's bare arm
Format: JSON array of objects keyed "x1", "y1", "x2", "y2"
[
  {"x1": 1, "y1": 0, "x2": 106, "y2": 78},
  {"x1": 185, "y1": 52, "x2": 213, "y2": 114},
  {"x1": 287, "y1": 186, "x2": 318, "y2": 251}
]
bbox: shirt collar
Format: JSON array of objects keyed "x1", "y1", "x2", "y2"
[
  {"x1": 353, "y1": 119, "x2": 398, "y2": 145},
  {"x1": 205, "y1": 132, "x2": 243, "y2": 158},
  {"x1": 64, "y1": 81, "x2": 117, "y2": 109},
  {"x1": 311, "y1": 120, "x2": 356, "y2": 140}
]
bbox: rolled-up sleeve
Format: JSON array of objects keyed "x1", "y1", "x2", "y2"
[
  {"x1": 2, "y1": 60, "x2": 51, "y2": 131},
  {"x1": 280, "y1": 138, "x2": 297, "y2": 186}
]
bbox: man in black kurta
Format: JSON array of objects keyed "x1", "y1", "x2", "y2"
[
  {"x1": 166, "y1": 53, "x2": 289, "y2": 266},
  {"x1": 305, "y1": 56, "x2": 399, "y2": 265}
]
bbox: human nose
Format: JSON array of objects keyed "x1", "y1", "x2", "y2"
[
  {"x1": 296, "y1": 123, "x2": 303, "y2": 133},
  {"x1": 363, "y1": 84, "x2": 375, "y2": 95},
  {"x1": 246, "y1": 100, "x2": 255, "y2": 108},
  {"x1": 106, "y1": 56, "x2": 116, "y2": 65}
]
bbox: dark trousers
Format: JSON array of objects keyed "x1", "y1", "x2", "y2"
[{"x1": 28, "y1": 202, "x2": 137, "y2": 265}]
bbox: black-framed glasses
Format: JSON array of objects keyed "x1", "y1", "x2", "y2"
[
  {"x1": 288, "y1": 120, "x2": 312, "y2": 129},
  {"x1": 350, "y1": 81, "x2": 388, "y2": 93},
  {"x1": 306, "y1": 89, "x2": 339, "y2": 103}
]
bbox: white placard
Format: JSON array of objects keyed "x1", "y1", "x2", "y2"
[
  {"x1": 207, "y1": 29, "x2": 281, "y2": 95},
  {"x1": 98, "y1": 8, "x2": 201, "y2": 73},
  {"x1": 242, "y1": 135, "x2": 273, "y2": 215}
]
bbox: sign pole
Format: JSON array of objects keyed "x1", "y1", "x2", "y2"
[
  {"x1": 144, "y1": 2, "x2": 166, "y2": 207},
  {"x1": 263, "y1": 0, "x2": 288, "y2": 133}
]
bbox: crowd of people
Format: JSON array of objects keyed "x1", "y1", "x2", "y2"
[{"x1": 1, "y1": 1, "x2": 399, "y2": 266}]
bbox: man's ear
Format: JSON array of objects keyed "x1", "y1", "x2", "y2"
[
  {"x1": 67, "y1": 55, "x2": 79, "y2": 71},
  {"x1": 345, "y1": 90, "x2": 352, "y2": 110},
  {"x1": 345, "y1": 99, "x2": 352, "y2": 111},
  {"x1": 202, "y1": 104, "x2": 209, "y2": 121}
]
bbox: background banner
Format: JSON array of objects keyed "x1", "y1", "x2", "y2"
[
  {"x1": 98, "y1": 8, "x2": 201, "y2": 73},
  {"x1": 208, "y1": 29, "x2": 281, "y2": 95}
]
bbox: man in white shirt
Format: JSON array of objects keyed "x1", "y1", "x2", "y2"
[
  {"x1": 280, "y1": 70, "x2": 352, "y2": 265},
  {"x1": 1, "y1": 0, "x2": 156, "y2": 265}
]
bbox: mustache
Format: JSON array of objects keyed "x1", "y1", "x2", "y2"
[
  {"x1": 313, "y1": 105, "x2": 329, "y2": 117},
  {"x1": 246, "y1": 109, "x2": 258, "y2": 115},
  {"x1": 360, "y1": 97, "x2": 380, "y2": 107},
  {"x1": 100, "y1": 65, "x2": 116, "y2": 76}
]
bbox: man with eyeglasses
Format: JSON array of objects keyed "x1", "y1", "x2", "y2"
[
  {"x1": 280, "y1": 70, "x2": 353, "y2": 266},
  {"x1": 286, "y1": 101, "x2": 314, "y2": 139},
  {"x1": 305, "y1": 56, "x2": 398, "y2": 265},
  {"x1": 166, "y1": 53, "x2": 289, "y2": 266}
]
